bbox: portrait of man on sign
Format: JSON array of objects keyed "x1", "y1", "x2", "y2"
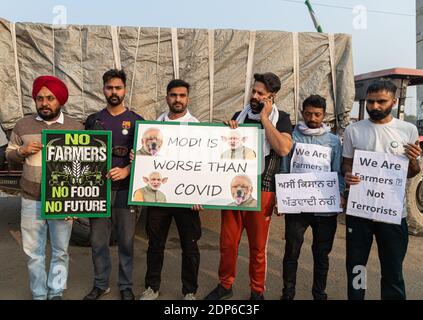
[
  {"x1": 137, "y1": 128, "x2": 164, "y2": 156},
  {"x1": 228, "y1": 174, "x2": 257, "y2": 207},
  {"x1": 221, "y1": 129, "x2": 256, "y2": 160},
  {"x1": 133, "y1": 171, "x2": 168, "y2": 203}
]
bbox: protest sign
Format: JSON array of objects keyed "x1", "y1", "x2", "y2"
[
  {"x1": 41, "y1": 130, "x2": 111, "y2": 219},
  {"x1": 275, "y1": 172, "x2": 341, "y2": 213},
  {"x1": 128, "y1": 122, "x2": 262, "y2": 211},
  {"x1": 346, "y1": 150, "x2": 409, "y2": 225},
  {"x1": 290, "y1": 142, "x2": 331, "y2": 173}
]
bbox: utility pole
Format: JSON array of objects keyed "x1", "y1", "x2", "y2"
[{"x1": 305, "y1": 0, "x2": 323, "y2": 33}]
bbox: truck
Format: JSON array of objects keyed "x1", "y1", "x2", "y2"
[{"x1": 3, "y1": 17, "x2": 421, "y2": 244}]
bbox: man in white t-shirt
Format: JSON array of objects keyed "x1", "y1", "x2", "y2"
[
  {"x1": 139, "y1": 79, "x2": 202, "y2": 301},
  {"x1": 342, "y1": 80, "x2": 421, "y2": 300}
]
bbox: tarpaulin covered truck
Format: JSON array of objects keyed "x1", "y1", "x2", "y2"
[{"x1": 0, "y1": 17, "x2": 385, "y2": 245}]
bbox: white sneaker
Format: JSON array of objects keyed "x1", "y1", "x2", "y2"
[
  {"x1": 139, "y1": 287, "x2": 159, "y2": 300},
  {"x1": 183, "y1": 293, "x2": 196, "y2": 300}
]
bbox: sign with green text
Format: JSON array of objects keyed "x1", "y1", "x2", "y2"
[{"x1": 41, "y1": 130, "x2": 111, "y2": 219}]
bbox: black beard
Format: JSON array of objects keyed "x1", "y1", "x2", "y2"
[
  {"x1": 169, "y1": 104, "x2": 186, "y2": 114},
  {"x1": 106, "y1": 95, "x2": 124, "y2": 107},
  {"x1": 249, "y1": 99, "x2": 262, "y2": 113},
  {"x1": 37, "y1": 107, "x2": 60, "y2": 120},
  {"x1": 367, "y1": 106, "x2": 393, "y2": 121}
]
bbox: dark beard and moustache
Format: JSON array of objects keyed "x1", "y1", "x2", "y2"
[
  {"x1": 249, "y1": 98, "x2": 262, "y2": 113},
  {"x1": 37, "y1": 107, "x2": 60, "y2": 121},
  {"x1": 170, "y1": 103, "x2": 186, "y2": 114},
  {"x1": 366, "y1": 105, "x2": 393, "y2": 121},
  {"x1": 106, "y1": 94, "x2": 124, "y2": 107}
]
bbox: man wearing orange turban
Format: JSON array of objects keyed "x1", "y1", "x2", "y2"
[{"x1": 6, "y1": 75, "x2": 83, "y2": 300}]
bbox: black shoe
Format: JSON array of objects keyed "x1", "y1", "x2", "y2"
[
  {"x1": 49, "y1": 296, "x2": 62, "y2": 300},
  {"x1": 83, "y1": 287, "x2": 111, "y2": 300},
  {"x1": 120, "y1": 288, "x2": 135, "y2": 300},
  {"x1": 250, "y1": 291, "x2": 264, "y2": 300},
  {"x1": 204, "y1": 284, "x2": 233, "y2": 300},
  {"x1": 280, "y1": 294, "x2": 294, "y2": 300}
]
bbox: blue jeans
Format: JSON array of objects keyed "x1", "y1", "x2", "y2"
[
  {"x1": 89, "y1": 190, "x2": 136, "y2": 290},
  {"x1": 20, "y1": 197, "x2": 73, "y2": 300}
]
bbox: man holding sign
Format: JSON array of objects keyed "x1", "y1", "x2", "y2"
[
  {"x1": 138, "y1": 79, "x2": 203, "y2": 301},
  {"x1": 83, "y1": 69, "x2": 144, "y2": 300},
  {"x1": 6, "y1": 76, "x2": 83, "y2": 300},
  {"x1": 205, "y1": 72, "x2": 293, "y2": 300},
  {"x1": 279, "y1": 95, "x2": 344, "y2": 300},
  {"x1": 342, "y1": 80, "x2": 421, "y2": 300}
]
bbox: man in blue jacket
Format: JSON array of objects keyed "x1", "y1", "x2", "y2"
[{"x1": 279, "y1": 94, "x2": 344, "y2": 300}]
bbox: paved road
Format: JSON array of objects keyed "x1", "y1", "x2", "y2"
[{"x1": 1, "y1": 195, "x2": 423, "y2": 300}]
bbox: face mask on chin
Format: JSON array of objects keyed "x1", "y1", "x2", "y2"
[{"x1": 305, "y1": 121, "x2": 321, "y2": 129}]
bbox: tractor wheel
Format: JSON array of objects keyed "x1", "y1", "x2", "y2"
[{"x1": 406, "y1": 158, "x2": 423, "y2": 236}]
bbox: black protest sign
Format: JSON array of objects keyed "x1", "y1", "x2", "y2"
[{"x1": 41, "y1": 130, "x2": 111, "y2": 219}]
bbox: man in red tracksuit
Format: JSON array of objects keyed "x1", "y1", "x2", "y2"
[{"x1": 204, "y1": 72, "x2": 293, "y2": 300}]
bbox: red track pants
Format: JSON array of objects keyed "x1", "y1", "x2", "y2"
[{"x1": 218, "y1": 191, "x2": 275, "y2": 294}]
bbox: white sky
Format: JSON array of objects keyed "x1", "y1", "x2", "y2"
[{"x1": 1, "y1": 0, "x2": 419, "y2": 115}]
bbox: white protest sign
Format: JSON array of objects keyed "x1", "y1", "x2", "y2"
[
  {"x1": 129, "y1": 122, "x2": 262, "y2": 211},
  {"x1": 290, "y1": 142, "x2": 331, "y2": 173},
  {"x1": 275, "y1": 172, "x2": 342, "y2": 213},
  {"x1": 346, "y1": 150, "x2": 409, "y2": 225}
]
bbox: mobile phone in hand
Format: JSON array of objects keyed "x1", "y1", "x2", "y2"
[{"x1": 257, "y1": 95, "x2": 274, "y2": 112}]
